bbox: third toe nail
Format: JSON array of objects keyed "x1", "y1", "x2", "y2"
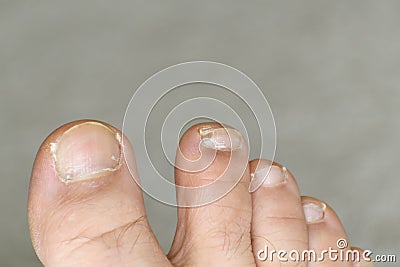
[{"x1": 302, "y1": 200, "x2": 326, "y2": 224}]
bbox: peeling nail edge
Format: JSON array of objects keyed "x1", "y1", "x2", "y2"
[{"x1": 198, "y1": 126, "x2": 243, "y2": 151}]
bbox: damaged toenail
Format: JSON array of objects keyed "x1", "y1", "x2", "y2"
[
  {"x1": 250, "y1": 165, "x2": 288, "y2": 189},
  {"x1": 199, "y1": 126, "x2": 243, "y2": 151},
  {"x1": 302, "y1": 201, "x2": 326, "y2": 223},
  {"x1": 51, "y1": 122, "x2": 122, "y2": 183}
]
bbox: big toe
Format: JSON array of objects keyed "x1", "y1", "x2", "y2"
[{"x1": 28, "y1": 120, "x2": 170, "y2": 267}]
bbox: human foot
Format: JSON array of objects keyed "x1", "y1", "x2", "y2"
[{"x1": 28, "y1": 120, "x2": 372, "y2": 266}]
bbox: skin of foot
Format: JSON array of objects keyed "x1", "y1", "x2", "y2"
[{"x1": 28, "y1": 120, "x2": 373, "y2": 267}]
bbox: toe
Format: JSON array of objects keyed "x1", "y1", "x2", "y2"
[
  {"x1": 168, "y1": 123, "x2": 255, "y2": 266},
  {"x1": 302, "y1": 196, "x2": 352, "y2": 266},
  {"x1": 250, "y1": 159, "x2": 308, "y2": 266},
  {"x1": 350, "y1": 247, "x2": 374, "y2": 267},
  {"x1": 28, "y1": 120, "x2": 170, "y2": 267}
]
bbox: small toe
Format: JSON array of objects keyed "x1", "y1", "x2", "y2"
[
  {"x1": 302, "y1": 196, "x2": 353, "y2": 267},
  {"x1": 351, "y1": 247, "x2": 374, "y2": 267}
]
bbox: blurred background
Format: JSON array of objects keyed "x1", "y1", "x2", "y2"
[{"x1": 1, "y1": 1, "x2": 399, "y2": 266}]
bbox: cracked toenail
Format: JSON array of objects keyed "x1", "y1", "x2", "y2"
[
  {"x1": 199, "y1": 126, "x2": 243, "y2": 151},
  {"x1": 302, "y1": 201, "x2": 326, "y2": 223},
  {"x1": 51, "y1": 122, "x2": 122, "y2": 183}
]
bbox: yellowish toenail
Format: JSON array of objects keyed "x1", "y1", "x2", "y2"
[{"x1": 51, "y1": 122, "x2": 122, "y2": 183}]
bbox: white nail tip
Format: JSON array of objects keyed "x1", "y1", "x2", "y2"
[
  {"x1": 50, "y1": 142, "x2": 58, "y2": 161},
  {"x1": 199, "y1": 127, "x2": 243, "y2": 151},
  {"x1": 116, "y1": 132, "x2": 122, "y2": 143}
]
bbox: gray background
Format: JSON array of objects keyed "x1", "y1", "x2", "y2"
[{"x1": 1, "y1": 1, "x2": 399, "y2": 266}]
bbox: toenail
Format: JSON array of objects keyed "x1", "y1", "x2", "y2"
[
  {"x1": 199, "y1": 126, "x2": 243, "y2": 151},
  {"x1": 302, "y1": 201, "x2": 326, "y2": 223},
  {"x1": 51, "y1": 122, "x2": 122, "y2": 183},
  {"x1": 250, "y1": 164, "x2": 287, "y2": 189}
]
